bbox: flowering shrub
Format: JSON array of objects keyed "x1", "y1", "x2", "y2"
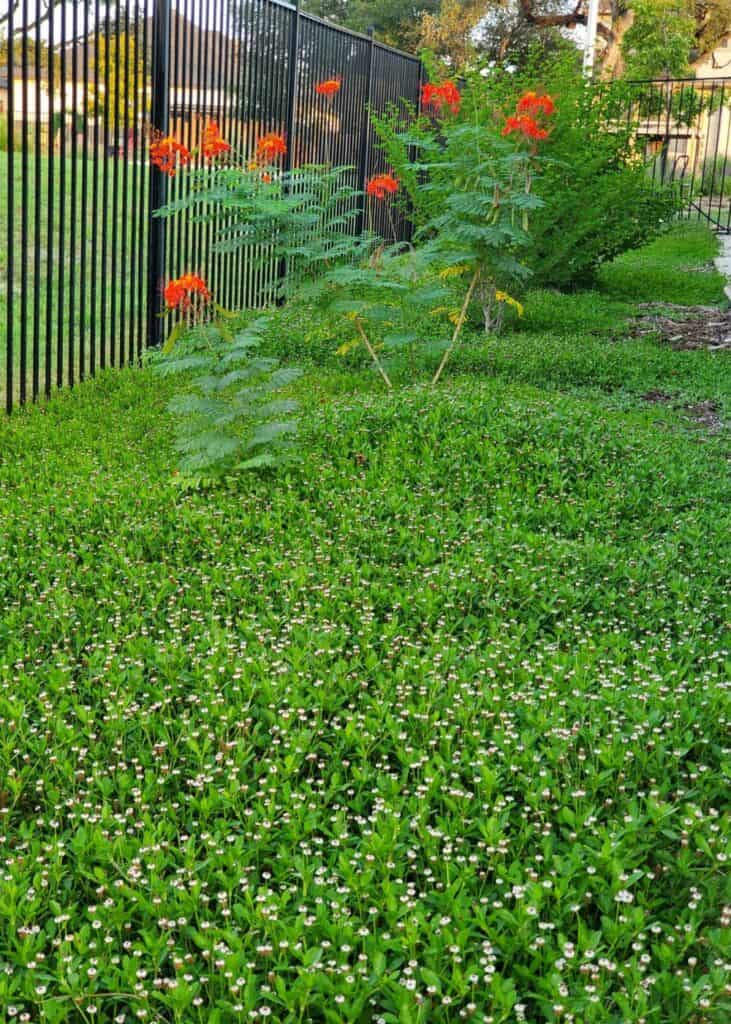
[
  {"x1": 150, "y1": 132, "x2": 191, "y2": 177},
  {"x1": 315, "y1": 77, "x2": 341, "y2": 97},
  {"x1": 201, "y1": 120, "x2": 231, "y2": 161},
  {"x1": 502, "y1": 113, "x2": 550, "y2": 141},
  {"x1": 163, "y1": 272, "x2": 212, "y2": 315},
  {"x1": 150, "y1": 123, "x2": 307, "y2": 479},
  {"x1": 373, "y1": 82, "x2": 555, "y2": 381},
  {"x1": 150, "y1": 58, "x2": 674, "y2": 412},
  {"x1": 472, "y1": 56, "x2": 680, "y2": 289},
  {"x1": 255, "y1": 131, "x2": 287, "y2": 162},
  {"x1": 366, "y1": 173, "x2": 399, "y2": 200},
  {"x1": 421, "y1": 79, "x2": 462, "y2": 115}
]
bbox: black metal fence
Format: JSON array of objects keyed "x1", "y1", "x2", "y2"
[
  {"x1": 626, "y1": 76, "x2": 731, "y2": 233},
  {"x1": 1, "y1": 0, "x2": 422, "y2": 412}
]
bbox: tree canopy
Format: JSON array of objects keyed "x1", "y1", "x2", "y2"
[{"x1": 301, "y1": 0, "x2": 731, "y2": 73}]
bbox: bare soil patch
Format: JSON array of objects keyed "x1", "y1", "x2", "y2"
[
  {"x1": 640, "y1": 389, "x2": 724, "y2": 433},
  {"x1": 630, "y1": 303, "x2": 731, "y2": 351}
]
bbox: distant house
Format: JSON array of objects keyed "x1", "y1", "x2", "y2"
[
  {"x1": 0, "y1": 66, "x2": 8, "y2": 115},
  {"x1": 695, "y1": 35, "x2": 731, "y2": 78},
  {"x1": 629, "y1": 36, "x2": 731, "y2": 200},
  {"x1": 0, "y1": 61, "x2": 85, "y2": 124}
]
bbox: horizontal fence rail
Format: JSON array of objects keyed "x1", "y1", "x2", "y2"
[{"x1": 1, "y1": 0, "x2": 423, "y2": 411}]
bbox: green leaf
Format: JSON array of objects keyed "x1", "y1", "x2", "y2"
[{"x1": 246, "y1": 420, "x2": 298, "y2": 450}]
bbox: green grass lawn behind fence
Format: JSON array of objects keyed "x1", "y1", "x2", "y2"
[
  {"x1": 0, "y1": 150, "x2": 149, "y2": 406},
  {"x1": 0, "y1": 225, "x2": 729, "y2": 1023}
]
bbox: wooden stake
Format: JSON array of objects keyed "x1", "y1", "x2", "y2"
[{"x1": 431, "y1": 268, "x2": 480, "y2": 386}]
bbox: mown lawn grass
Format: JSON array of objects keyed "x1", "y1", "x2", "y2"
[
  {"x1": 0, "y1": 225, "x2": 729, "y2": 1024},
  {"x1": 0, "y1": 151, "x2": 148, "y2": 408}
]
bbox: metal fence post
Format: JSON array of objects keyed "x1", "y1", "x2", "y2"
[
  {"x1": 284, "y1": 0, "x2": 300, "y2": 172},
  {"x1": 5, "y1": 0, "x2": 14, "y2": 412},
  {"x1": 277, "y1": 0, "x2": 301, "y2": 300},
  {"x1": 147, "y1": 0, "x2": 172, "y2": 348},
  {"x1": 356, "y1": 27, "x2": 375, "y2": 235}
]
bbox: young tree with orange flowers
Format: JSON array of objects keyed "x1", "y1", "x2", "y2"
[{"x1": 372, "y1": 76, "x2": 556, "y2": 382}]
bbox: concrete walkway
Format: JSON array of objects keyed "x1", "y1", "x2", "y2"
[{"x1": 714, "y1": 234, "x2": 731, "y2": 301}]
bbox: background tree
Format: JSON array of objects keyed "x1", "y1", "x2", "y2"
[
  {"x1": 0, "y1": 33, "x2": 60, "y2": 75},
  {"x1": 694, "y1": 0, "x2": 731, "y2": 57},
  {"x1": 413, "y1": 0, "x2": 730, "y2": 72},
  {"x1": 302, "y1": 0, "x2": 444, "y2": 50},
  {"x1": 417, "y1": 0, "x2": 578, "y2": 65},
  {"x1": 621, "y1": 0, "x2": 697, "y2": 78},
  {"x1": 87, "y1": 31, "x2": 145, "y2": 131}
]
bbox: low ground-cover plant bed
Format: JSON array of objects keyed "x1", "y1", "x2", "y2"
[{"x1": 0, "y1": 226, "x2": 729, "y2": 1022}]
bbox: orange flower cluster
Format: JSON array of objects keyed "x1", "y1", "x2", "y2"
[
  {"x1": 502, "y1": 115, "x2": 548, "y2": 141},
  {"x1": 164, "y1": 273, "x2": 212, "y2": 312},
  {"x1": 256, "y1": 132, "x2": 287, "y2": 162},
  {"x1": 201, "y1": 120, "x2": 231, "y2": 160},
  {"x1": 366, "y1": 173, "x2": 399, "y2": 200},
  {"x1": 517, "y1": 91, "x2": 555, "y2": 117},
  {"x1": 502, "y1": 92, "x2": 555, "y2": 142},
  {"x1": 315, "y1": 78, "x2": 341, "y2": 96},
  {"x1": 150, "y1": 134, "x2": 191, "y2": 177},
  {"x1": 421, "y1": 80, "x2": 461, "y2": 116}
]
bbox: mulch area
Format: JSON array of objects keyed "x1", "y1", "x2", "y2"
[{"x1": 629, "y1": 303, "x2": 731, "y2": 351}]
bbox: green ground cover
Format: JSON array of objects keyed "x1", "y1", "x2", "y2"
[{"x1": 0, "y1": 225, "x2": 729, "y2": 1023}]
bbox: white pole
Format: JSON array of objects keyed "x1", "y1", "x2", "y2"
[{"x1": 583, "y1": 0, "x2": 600, "y2": 77}]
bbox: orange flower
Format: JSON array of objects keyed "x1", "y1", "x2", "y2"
[
  {"x1": 150, "y1": 135, "x2": 191, "y2": 177},
  {"x1": 201, "y1": 120, "x2": 231, "y2": 161},
  {"x1": 366, "y1": 173, "x2": 399, "y2": 200},
  {"x1": 516, "y1": 91, "x2": 555, "y2": 117},
  {"x1": 315, "y1": 78, "x2": 341, "y2": 96},
  {"x1": 421, "y1": 80, "x2": 461, "y2": 115},
  {"x1": 164, "y1": 273, "x2": 212, "y2": 312},
  {"x1": 256, "y1": 132, "x2": 287, "y2": 162},
  {"x1": 502, "y1": 115, "x2": 548, "y2": 141}
]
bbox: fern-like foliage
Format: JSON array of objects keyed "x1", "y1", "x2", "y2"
[
  {"x1": 156, "y1": 164, "x2": 376, "y2": 305},
  {"x1": 152, "y1": 317, "x2": 302, "y2": 484}
]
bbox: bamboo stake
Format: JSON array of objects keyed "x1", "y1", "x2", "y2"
[
  {"x1": 431, "y1": 268, "x2": 480, "y2": 386},
  {"x1": 355, "y1": 318, "x2": 392, "y2": 389}
]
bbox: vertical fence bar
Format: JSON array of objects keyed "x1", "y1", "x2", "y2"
[
  {"x1": 110, "y1": 6, "x2": 122, "y2": 367},
  {"x1": 56, "y1": 0, "x2": 67, "y2": 389},
  {"x1": 171, "y1": 0, "x2": 182, "y2": 293},
  {"x1": 5, "y1": 0, "x2": 15, "y2": 413},
  {"x1": 90, "y1": 1, "x2": 101, "y2": 376},
  {"x1": 277, "y1": 0, "x2": 300, "y2": 297},
  {"x1": 44, "y1": 0, "x2": 53, "y2": 396},
  {"x1": 20, "y1": 0, "x2": 28, "y2": 404},
  {"x1": 68, "y1": 0, "x2": 79, "y2": 387},
  {"x1": 32, "y1": 0, "x2": 41, "y2": 400},
  {"x1": 100, "y1": 1, "x2": 111, "y2": 368},
  {"x1": 356, "y1": 27, "x2": 375, "y2": 235},
  {"x1": 147, "y1": 0, "x2": 172, "y2": 348},
  {"x1": 719, "y1": 87, "x2": 731, "y2": 231},
  {"x1": 707, "y1": 84, "x2": 718, "y2": 217},
  {"x1": 79, "y1": 0, "x2": 90, "y2": 383},
  {"x1": 120, "y1": 0, "x2": 132, "y2": 363},
  {"x1": 200, "y1": 0, "x2": 213, "y2": 299},
  {"x1": 137, "y1": 0, "x2": 151, "y2": 358},
  {"x1": 128, "y1": 0, "x2": 141, "y2": 364}
]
